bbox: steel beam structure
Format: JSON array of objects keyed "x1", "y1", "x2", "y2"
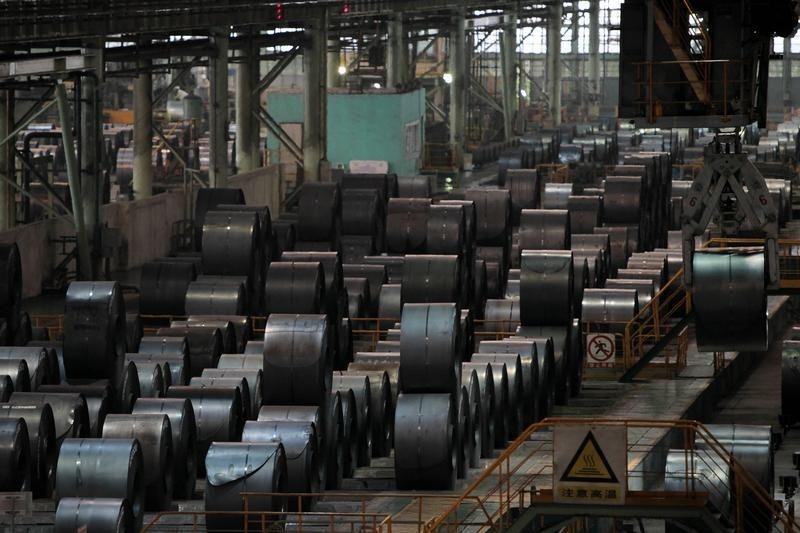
[
  {"x1": 449, "y1": 10, "x2": 467, "y2": 156},
  {"x1": 208, "y1": 30, "x2": 229, "y2": 187},
  {"x1": 133, "y1": 55, "x2": 153, "y2": 199},
  {"x1": 0, "y1": 90, "x2": 10, "y2": 230},
  {"x1": 236, "y1": 34, "x2": 260, "y2": 173},
  {"x1": 303, "y1": 12, "x2": 327, "y2": 182},
  {"x1": 547, "y1": 2, "x2": 562, "y2": 126}
]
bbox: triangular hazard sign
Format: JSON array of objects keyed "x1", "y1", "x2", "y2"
[{"x1": 560, "y1": 431, "x2": 619, "y2": 483}]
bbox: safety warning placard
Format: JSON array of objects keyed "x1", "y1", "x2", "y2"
[
  {"x1": 554, "y1": 426, "x2": 626, "y2": 504},
  {"x1": 586, "y1": 333, "x2": 616, "y2": 368}
]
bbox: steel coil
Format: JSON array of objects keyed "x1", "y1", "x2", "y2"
[
  {"x1": 56, "y1": 438, "x2": 145, "y2": 531},
  {"x1": 242, "y1": 341, "x2": 264, "y2": 354},
  {"x1": 11, "y1": 311, "x2": 29, "y2": 345},
  {"x1": 297, "y1": 182, "x2": 341, "y2": 242},
  {"x1": 476, "y1": 246, "x2": 506, "y2": 298},
  {"x1": 604, "y1": 279, "x2": 654, "y2": 311},
  {"x1": 339, "y1": 173, "x2": 393, "y2": 201},
  {"x1": 63, "y1": 281, "x2": 126, "y2": 381},
  {"x1": 127, "y1": 353, "x2": 188, "y2": 387},
  {"x1": 427, "y1": 204, "x2": 465, "y2": 256},
  {"x1": 363, "y1": 255, "x2": 405, "y2": 284},
  {"x1": 397, "y1": 175, "x2": 431, "y2": 198},
  {"x1": 0, "y1": 417, "x2": 30, "y2": 491},
  {"x1": 202, "y1": 369, "x2": 263, "y2": 416},
  {"x1": 194, "y1": 188, "x2": 245, "y2": 249},
  {"x1": 184, "y1": 316, "x2": 247, "y2": 354},
  {"x1": 131, "y1": 398, "x2": 197, "y2": 499},
  {"x1": 323, "y1": 391, "x2": 344, "y2": 489},
  {"x1": 617, "y1": 268, "x2": 665, "y2": 294},
  {"x1": 280, "y1": 252, "x2": 345, "y2": 317},
  {"x1": 336, "y1": 388, "x2": 358, "y2": 478},
  {"x1": 519, "y1": 250, "x2": 574, "y2": 326},
  {"x1": 464, "y1": 189, "x2": 511, "y2": 246},
  {"x1": 482, "y1": 299, "x2": 520, "y2": 333},
  {"x1": 0, "y1": 375, "x2": 11, "y2": 401},
  {"x1": 343, "y1": 277, "x2": 370, "y2": 319},
  {"x1": 664, "y1": 449, "x2": 731, "y2": 516},
  {"x1": 262, "y1": 314, "x2": 332, "y2": 406},
  {"x1": 385, "y1": 198, "x2": 430, "y2": 254},
  {"x1": 338, "y1": 369, "x2": 392, "y2": 457},
  {"x1": 38, "y1": 384, "x2": 113, "y2": 437},
  {"x1": 137, "y1": 336, "x2": 190, "y2": 373},
  {"x1": 461, "y1": 368, "x2": 483, "y2": 467},
  {"x1": 697, "y1": 424, "x2": 773, "y2": 494},
  {"x1": 572, "y1": 250, "x2": 601, "y2": 289},
  {"x1": 256, "y1": 405, "x2": 326, "y2": 486},
  {"x1": 340, "y1": 235, "x2": 375, "y2": 263},
  {"x1": 139, "y1": 261, "x2": 196, "y2": 316},
  {"x1": 131, "y1": 360, "x2": 166, "y2": 398},
  {"x1": 0, "y1": 359, "x2": 30, "y2": 392},
  {"x1": 204, "y1": 442, "x2": 287, "y2": 532},
  {"x1": 378, "y1": 284, "x2": 402, "y2": 323},
  {"x1": 54, "y1": 497, "x2": 134, "y2": 533},
  {"x1": 9, "y1": 391, "x2": 90, "y2": 443},
  {"x1": 102, "y1": 414, "x2": 173, "y2": 511},
  {"x1": 341, "y1": 189, "x2": 384, "y2": 238},
  {"x1": 331, "y1": 374, "x2": 372, "y2": 466},
  {"x1": 342, "y1": 264, "x2": 386, "y2": 316},
  {"x1": 401, "y1": 254, "x2": 461, "y2": 305},
  {"x1": 166, "y1": 385, "x2": 243, "y2": 465},
  {"x1": 473, "y1": 259, "x2": 488, "y2": 319},
  {"x1": 541, "y1": 183, "x2": 573, "y2": 210},
  {"x1": 693, "y1": 249, "x2": 767, "y2": 352},
  {"x1": 505, "y1": 169, "x2": 540, "y2": 226},
  {"x1": 477, "y1": 341, "x2": 540, "y2": 425},
  {"x1": 455, "y1": 386, "x2": 469, "y2": 479},
  {"x1": 394, "y1": 393, "x2": 456, "y2": 490},
  {"x1": 348, "y1": 360, "x2": 400, "y2": 402},
  {"x1": 568, "y1": 195, "x2": 603, "y2": 234},
  {"x1": 581, "y1": 288, "x2": 639, "y2": 329},
  {"x1": 518, "y1": 209, "x2": 570, "y2": 250},
  {"x1": 217, "y1": 352, "x2": 263, "y2": 374},
  {"x1": 264, "y1": 261, "x2": 325, "y2": 316},
  {"x1": 604, "y1": 176, "x2": 642, "y2": 224},
  {"x1": 190, "y1": 377, "x2": 252, "y2": 420},
  {"x1": 184, "y1": 281, "x2": 247, "y2": 316},
  {"x1": 241, "y1": 420, "x2": 319, "y2": 511},
  {"x1": 0, "y1": 403, "x2": 56, "y2": 497},
  {"x1": 515, "y1": 326, "x2": 570, "y2": 405},
  {"x1": 400, "y1": 303, "x2": 460, "y2": 396},
  {"x1": 593, "y1": 227, "x2": 630, "y2": 275},
  {"x1": 272, "y1": 220, "x2": 297, "y2": 257},
  {"x1": 125, "y1": 313, "x2": 142, "y2": 353},
  {"x1": 155, "y1": 327, "x2": 223, "y2": 377},
  {"x1": 572, "y1": 233, "x2": 611, "y2": 283},
  {"x1": 491, "y1": 337, "x2": 555, "y2": 418}
]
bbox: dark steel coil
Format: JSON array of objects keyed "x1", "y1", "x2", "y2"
[
  {"x1": 385, "y1": 198, "x2": 430, "y2": 254},
  {"x1": 190, "y1": 377, "x2": 252, "y2": 420},
  {"x1": 137, "y1": 336, "x2": 189, "y2": 359},
  {"x1": 340, "y1": 235, "x2": 376, "y2": 264},
  {"x1": 581, "y1": 289, "x2": 639, "y2": 332},
  {"x1": 572, "y1": 250, "x2": 601, "y2": 289},
  {"x1": 37, "y1": 384, "x2": 113, "y2": 437},
  {"x1": 155, "y1": 253, "x2": 203, "y2": 274},
  {"x1": 262, "y1": 314, "x2": 332, "y2": 406},
  {"x1": 476, "y1": 246, "x2": 506, "y2": 298},
  {"x1": 460, "y1": 308, "x2": 476, "y2": 365},
  {"x1": 14, "y1": 311, "x2": 32, "y2": 346},
  {"x1": 426, "y1": 204, "x2": 465, "y2": 256},
  {"x1": 518, "y1": 209, "x2": 570, "y2": 250},
  {"x1": 338, "y1": 388, "x2": 359, "y2": 478},
  {"x1": 568, "y1": 195, "x2": 603, "y2": 234},
  {"x1": 520, "y1": 250, "x2": 574, "y2": 326},
  {"x1": 378, "y1": 284, "x2": 402, "y2": 323},
  {"x1": 339, "y1": 172, "x2": 393, "y2": 201},
  {"x1": 616, "y1": 268, "x2": 664, "y2": 295},
  {"x1": 396, "y1": 175, "x2": 431, "y2": 198},
  {"x1": 166, "y1": 385, "x2": 243, "y2": 466},
  {"x1": 217, "y1": 352, "x2": 264, "y2": 374},
  {"x1": 572, "y1": 233, "x2": 611, "y2": 283},
  {"x1": 476, "y1": 341, "x2": 540, "y2": 426},
  {"x1": 324, "y1": 391, "x2": 344, "y2": 489},
  {"x1": 593, "y1": 227, "x2": 631, "y2": 275},
  {"x1": 464, "y1": 189, "x2": 511, "y2": 246},
  {"x1": 515, "y1": 326, "x2": 570, "y2": 405},
  {"x1": 339, "y1": 369, "x2": 392, "y2": 457},
  {"x1": 0, "y1": 417, "x2": 30, "y2": 491},
  {"x1": 241, "y1": 420, "x2": 319, "y2": 511},
  {"x1": 117, "y1": 361, "x2": 141, "y2": 414},
  {"x1": 401, "y1": 254, "x2": 461, "y2": 306},
  {"x1": 180, "y1": 317, "x2": 237, "y2": 354},
  {"x1": 242, "y1": 340, "x2": 264, "y2": 354},
  {"x1": 604, "y1": 176, "x2": 642, "y2": 224},
  {"x1": 461, "y1": 368, "x2": 484, "y2": 466},
  {"x1": 331, "y1": 374, "x2": 372, "y2": 466},
  {"x1": 202, "y1": 369, "x2": 263, "y2": 416},
  {"x1": 0, "y1": 403, "x2": 56, "y2": 497},
  {"x1": 438, "y1": 199, "x2": 477, "y2": 253},
  {"x1": 272, "y1": 219, "x2": 297, "y2": 257},
  {"x1": 473, "y1": 259, "x2": 488, "y2": 319},
  {"x1": 343, "y1": 264, "x2": 386, "y2": 316},
  {"x1": 264, "y1": 261, "x2": 325, "y2": 315},
  {"x1": 0, "y1": 243, "x2": 21, "y2": 318},
  {"x1": 131, "y1": 398, "x2": 197, "y2": 499},
  {"x1": 498, "y1": 148, "x2": 531, "y2": 186},
  {"x1": 487, "y1": 337, "x2": 555, "y2": 419},
  {"x1": 102, "y1": 414, "x2": 173, "y2": 511},
  {"x1": 63, "y1": 281, "x2": 126, "y2": 381},
  {"x1": 155, "y1": 327, "x2": 223, "y2": 377},
  {"x1": 125, "y1": 313, "x2": 143, "y2": 353},
  {"x1": 363, "y1": 255, "x2": 405, "y2": 284},
  {"x1": 139, "y1": 261, "x2": 196, "y2": 316},
  {"x1": 569, "y1": 318, "x2": 584, "y2": 398},
  {"x1": 256, "y1": 405, "x2": 326, "y2": 487},
  {"x1": 541, "y1": 183, "x2": 573, "y2": 210},
  {"x1": 341, "y1": 189, "x2": 384, "y2": 240},
  {"x1": 344, "y1": 277, "x2": 370, "y2": 319},
  {"x1": 477, "y1": 360, "x2": 509, "y2": 446},
  {"x1": 664, "y1": 449, "x2": 731, "y2": 517},
  {"x1": 10, "y1": 391, "x2": 90, "y2": 442},
  {"x1": 280, "y1": 252, "x2": 345, "y2": 320},
  {"x1": 506, "y1": 169, "x2": 540, "y2": 225},
  {"x1": 0, "y1": 375, "x2": 11, "y2": 401},
  {"x1": 394, "y1": 393, "x2": 456, "y2": 490},
  {"x1": 400, "y1": 303, "x2": 460, "y2": 396},
  {"x1": 215, "y1": 204, "x2": 272, "y2": 251},
  {"x1": 54, "y1": 497, "x2": 134, "y2": 533},
  {"x1": 605, "y1": 279, "x2": 655, "y2": 310},
  {"x1": 127, "y1": 352, "x2": 188, "y2": 387},
  {"x1": 56, "y1": 438, "x2": 145, "y2": 531},
  {"x1": 348, "y1": 360, "x2": 400, "y2": 403},
  {"x1": 204, "y1": 442, "x2": 287, "y2": 532},
  {"x1": 184, "y1": 280, "x2": 247, "y2": 316},
  {"x1": 482, "y1": 299, "x2": 520, "y2": 334},
  {"x1": 693, "y1": 249, "x2": 767, "y2": 352},
  {"x1": 697, "y1": 424, "x2": 774, "y2": 495},
  {"x1": 194, "y1": 188, "x2": 245, "y2": 250},
  {"x1": 130, "y1": 360, "x2": 166, "y2": 398},
  {"x1": 456, "y1": 385, "x2": 469, "y2": 479},
  {"x1": 0, "y1": 359, "x2": 30, "y2": 392},
  {"x1": 297, "y1": 182, "x2": 341, "y2": 242}
]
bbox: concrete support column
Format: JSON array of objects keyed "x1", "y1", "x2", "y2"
[
  {"x1": 0, "y1": 91, "x2": 12, "y2": 230},
  {"x1": 327, "y1": 39, "x2": 340, "y2": 88},
  {"x1": 209, "y1": 30, "x2": 230, "y2": 187},
  {"x1": 449, "y1": 11, "x2": 467, "y2": 153},
  {"x1": 236, "y1": 46, "x2": 260, "y2": 173},
  {"x1": 783, "y1": 37, "x2": 792, "y2": 110},
  {"x1": 571, "y1": 5, "x2": 581, "y2": 117},
  {"x1": 387, "y1": 15, "x2": 406, "y2": 88},
  {"x1": 133, "y1": 58, "x2": 153, "y2": 199},
  {"x1": 547, "y1": 3, "x2": 562, "y2": 126},
  {"x1": 81, "y1": 41, "x2": 103, "y2": 275},
  {"x1": 303, "y1": 12, "x2": 327, "y2": 182},
  {"x1": 589, "y1": 0, "x2": 601, "y2": 109},
  {"x1": 501, "y1": 10, "x2": 517, "y2": 139}
]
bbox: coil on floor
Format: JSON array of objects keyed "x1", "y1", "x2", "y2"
[
  {"x1": 125, "y1": 313, "x2": 143, "y2": 353},
  {"x1": 262, "y1": 314, "x2": 332, "y2": 406},
  {"x1": 37, "y1": 384, "x2": 113, "y2": 437},
  {"x1": 541, "y1": 183, "x2": 574, "y2": 210},
  {"x1": 518, "y1": 209, "x2": 570, "y2": 251},
  {"x1": 693, "y1": 249, "x2": 767, "y2": 352},
  {"x1": 331, "y1": 374, "x2": 372, "y2": 466},
  {"x1": 581, "y1": 289, "x2": 639, "y2": 333},
  {"x1": 604, "y1": 176, "x2": 643, "y2": 225},
  {"x1": 505, "y1": 169, "x2": 540, "y2": 226},
  {"x1": 401, "y1": 255, "x2": 461, "y2": 306},
  {"x1": 568, "y1": 195, "x2": 603, "y2": 234},
  {"x1": 193, "y1": 188, "x2": 245, "y2": 250},
  {"x1": 204, "y1": 442, "x2": 288, "y2": 532},
  {"x1": 426, "y1": 204, "x2": 466, "y2": 256},
  {"x1": 394, "y1": 393, "x2": 457, "y2": 490},
  {"x1": 516, "y1": 326, "x2": 570, "y2": 405},
  {"x1": 323, "y1": 392, "x2": 344, "y2": 489},
  {"x1": 190, "y1": 378, "x2": 252, "y2": 420},
  {"x1": 455, "y1": 385, "x2": 470, "y2": 479},
  {"x1": 593, "y1": 227, "x2": 632, "y2": 275},
  {"x1": 127, "y1": 352, "x2": 188, "y2": 387},
  {"x1": 10, "y1": 391, "x2": 90, "y2": 443},
  {"x1": 342, "y1": 264, "x2": 386, "y2": 316},
  {"x1": 341, "y1": 189, "x2": 384, "y2": 241},
  {"x1": 63, "y1": 281, "x2": 126, "y2": 381},
  {"x1": 385, "y1": 198, "x2": 431, "y2": 254},
  {"x1": 482, "y1": 299, "x2": 520, "y2": 334},
  {"x1": 697, "y1": 424, "x2": 774, "y2": 495},
  {"x1": 130, "y1": 360, "x2": 167, "y2": 398},
  {"x1": 476, "y1": 341, "x2": 540, "y2": 426},
  {"x1": 202, "y1": 369, "x2": 263, "y2": 416},
  {"x1": 340, "y1": 235, "x2": 375, "y2": 264},
  {"x1": 464, "y1": 189, "x2": 511, "y2": 247},
  {"x1": 520, "y1": 250, "x2": 574, "y2": 327},
  {"x1": 241, "y1": 420, "x2": 319, "y2": 511},
  {"x1": 139, "y1": 261, "x2": 196, "y2": 316},
  {"x1": 13, "y1": 311, "x2": 32, "y2": 346},
  {"x1": 272, "y1": 220, "x2": 297, "y2": 257},
  {"x1": 343, "y1": 277, "x2": 370, "y2": 319},
  {"x1": 0, "y1": 417, "x2": 30, "y2": 491},
  {"x1": 0, "y1": 403, "x2": 55, "y2": 497},
  {"x1": 54, "y1": 498, "x2": 134, "y2": 533},
  {"x1": 56, "y1": 438, "x2": 145, "y2": 531},
  {"x1": 297, "y1": 182, "x2": 341, "y2": 242},
  {"x1": 0, "y1": 359, "x2": 30, "y2": 392},
  {"x1": 572, "y1": 233, "x2": 611, "y2": 284},
  {"x1": 336, "y1": 388, "x2": 359, "y2": 478},
  {"x1": 185, "y1": 316, "x2": 250, "y2": 354},
  {"x1": 217, "y1": 352, "x2": 264, "y2": 374},
  {"x1": 397, "y1": 175, "x2": 431, "y2": 198},
  {"x1": 155, "y1": 327, "x2": 223, "y2": 377},
  {"x1": 102, "y1": 414, "x2": 173, "y2": 511},
  {"x1": 184, "y1": 280, "x2": 247, "y2": 316},
  {"x1": 476, "y1": 246, "x2": 506, "y2": 299},
  {"x1": 400, "y1": 303, "x2": 460, "y2": 397},
  {"x1": 280, "y1": 252, "x2": 345, "y2": 318},
  {"x1": 378, "y1": 284, "x2": 402, "y2": 327},
  {"x1": 264, "y1": 261, "x2": 325, "y2": 315},
  {"x1": 363, "y1": 255, "x2": 405, "y2": 284},
  {"x1": 491, "y1": 337, "x2": 555, "y2": 419},
  {"x1": 338, "y1": 369, "x2": 392, "y2": 457},
  {"x1": 256, "y1": 405, "x2": 326, "y2": 485}
]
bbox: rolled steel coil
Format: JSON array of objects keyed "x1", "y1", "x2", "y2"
[
  {"x1": 10, "y1": 391, "x2": 90, "y2": 442},
  {"x1": 339, "y1": 173, "x2": 393, "y2": 201},
  {"x1": 593, "y1": 227, "x2": 630, "y2": 275},
  {"x1": 264, "y1": 261, "x2": 325, "y2": 315},
  {"x1": 464, "y1": 189, "x2": 511, "y2": 247},
  {"x1": 241, "y1": 420, "x2": 319, "y2": 511},
  {"x1": 331, "y1": 374, "x2": 372, "y2": 466},
  {"x1": 460, "y1": 308, "x2": 476, "y2": 363},
  {"x1": 626, "y1": 255, "x2": 668, "y2": 278},
  {"x1": 14, "y1": 311, "x2": 32, "y2": 346},
  {"x1": 664, "y1": 449, "x2": 731, "y2": 516},
  {"x1": 190, "y1": 377, "x2": 252, "y2": 420},
  {"x1": 348, "y1": 360, "x2": 400, "y2": 402},
  {"x1": 0, "y1": 403, "x2": 56, "y2": 497},
  {"x1": 139, "y1": 261, "x2": 196, "y2": 316},
  {"x1": 0, "y1": 418, "x2": 30, "y2": 491},
  {"x1": 426, "y1": 204, "x2": 465, "y2": 256},
  {"x1": 343, "y1": 264, "x2": 386, "y2": 316},
  {"x1": 102, "y1": 414, "x2": 173, "y2": 511},
  {"x1": 130, "y1": 360, "x2": 167, "y2": 398},
  {"x1": 473, "y1": 259, "x2": 488, "y2": 319},
  {"x1": 272, "y1": 220, "x2": 297, "y2": 257},
  {"x1": 293, "y1": 241, "x2": 333, "y2": 252},
  {"x1": 338, "y1": 369, "x2": 392, "y2": 457},
  {"x1": 384, "y1": 198, "x2": 431, "y2": 255},
  {"x1": 401, "y1": 254, "x2": 461, "y2": 306},
  {"x1": 572, "y1": 256, "x2": 591, "y2": 309},
  {"x1": 155, "y1": 253, "x2": 203, "y2": 274},
  {"x1": 572, "y1": 250, "x2": 601, "y2": 289},
  {"x1": 518, "y1": 209, "x2": 570, "y2": 250},
  {"x1": 324, "y1": 391, "x2": 344, "y2": 489},
  {"x1": 340, "y1": 235, "x2": 375, "y2": 263},
  {"x1": 400, "y1": 303, "x2": 460, "y2": 396},
  {"x1": 461, "y1": 368, "x2": 484, "y2": 467},
  {"x1": 478, "y1": 360, "x2": 508, "y2": 446},
  {"x1": 126, "y1": 353, "x2": 188, "y2": 387},
  {"x1": 343, "y1": 277, "x2": 370, "y2": 319},
  {"x1": 490, "y1": 337, "x2": 555, "y2": 418},
  {"x1": 476, "y1": 246, "x2": 506, "y2": 299},
  {"x1": 604, "y1": 176, "x2": 642, "y2": 224},
  {"x1": 194, "y1": 188, "x2": 245, "y2": 249},
  {"x1": 262, "y1": 314, "x2": 332, "y2": 406},
  {"x1": 217, "y1": 352, "x2": 264, "y2": 379},
  {"x1": 204, "y1": 442, "x2": 287, "y2": 532},
  {"x1": 256, "y1": 405, "x2": 326, "y2": 485},
  {"x1": 243, "y1": 341, "x2": 264, "y2": 354},
  {"x1": 341, "y1": 189, "x2": 384, "y2": 238},
  {"x1": 394, "y1": 393, "x2": 456, "y2": 490},
  {"x1": 558, "y1": 144, "x2": 584, "y2": 164},
  {"x1": 456, "y1": 385, "x2": 469, "y2": 479},
  {"x1": 215, "y1": 204, "x2": 272, "y2": 252},
  {"x1": 617, "y1": 268, "x2": 665, "y2": 294},
  {"x1": 363, "y1": 255, "x2": 405, "y2": 284},
  {"x1": 515, "y1": 326, "x2": 570, "y2": 405},
  {"x1": 131, "y1": 398, "x2": 197, "y2": 499},
  {"x1": 297, "y1": 182, "x2": 341, "y2": 242},
  {"x1": 697, "y1": 424, "x2": 773, "y2": 494},
  {"x1": 117, "y1": 362, "x2": 141, "y2": 414},
  {"x1": 439, "y1": 199, "x2": 477, "y2": 260},
  {"x1": 0, "y1": 359, "x2": 30, "y2": 392},
  {"x1": 0, "y1": 375, "x2": 11, "y2": 401},
  {"x1": 280, "y1": 251, "x2": 345, "y2": 317},
  {"x1": 166, "y1": 385, "x2": 243, "y2": 465},
  {"x1": 498, "y1": 148, "x2": 531, "y2": 186},
  {"x1": 568, "y1": 195, "x2": 603, "y2": 234},
  {"x1": 572, "y1": 233, "x2": 611, "y2": 283},
  {"x1": 477, "y1": 341, "x2": 540, "y2": 426},
  {"x1": 54, "y1": 498, "x2": 134, "y2": 533},
  {"x1": 155, "y1": 327, "x2": 223, "y2": 377},
  {"x1": 179, "y1": 318, "x2": 236, "y2": 354},
  {"x1": 338, "y1": 388, "x2": 359, "y2": 478},
  {"x1": 38, "y1": 384, "x2": 113, "y2": 437},
  {"x1": 506, "y1": 169, "x2": 540, "y2": 226},
  {"x1": 376, "y1": 340, "x2": 400, "y2": 351},
  {"x1": 604, "y1": 279, "x2": 654, "y2": 312},
  {"x1": 56, "y1": 438, "x2": 145, "y2": 531},
  {"x1": 397, "y1": 175, "x2": 431, "y2": 198},
  {"x1": 482, "y1": 299, "x2": 520, "y2": 334},
  {"x1": 541, "y1": 183, "x2": 573, "y2": 210},
  {"x1": 519, "y1": 250, "x2": 574, "y2": 326},
  {"x1": 138, "y1": 336, "x2": 189, "y2": 361},
  {"x1": 378, "y1": 284, "x2": 402, "y2": 323},
  {"x1": 581, "y1": 288, "x2": 639, "y2": 329},
  {"x1": 202, "y1": 369, "x2": 263, "y2": 416},
  {"x1": 125, "y1": 313, "x2": 142, "y2": 353},
  {"x1": 63, "y1": 281, "x2": 126, "y2": 380},
  {"x1": 184, "y1": 280, "x2": 247, "y2": 316}
]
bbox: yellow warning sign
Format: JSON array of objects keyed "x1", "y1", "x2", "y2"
[{"x1": 560, "y1": 431, "x2": 619, "y2": 483}]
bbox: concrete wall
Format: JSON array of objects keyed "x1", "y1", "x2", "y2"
[{"x1": 227, "y1": 165, "x2": 282, "y2": 215}]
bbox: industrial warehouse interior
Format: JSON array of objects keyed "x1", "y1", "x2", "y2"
[{"x1": 3, "y1": 0, "x2": 800, "y2": 531}]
